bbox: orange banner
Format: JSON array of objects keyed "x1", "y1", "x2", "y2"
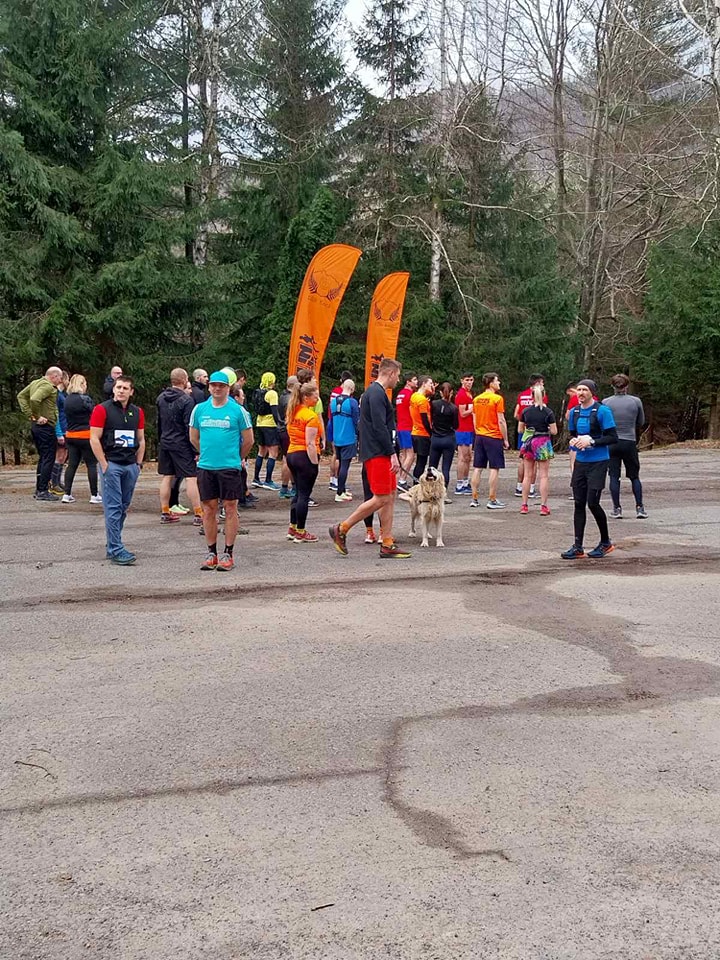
[
  {"x1": 364, "y1": 271, "x2": 410, "y2": 388},
  {"x1": 288, "y1": 243, "x2": 362, "y2": 384}
]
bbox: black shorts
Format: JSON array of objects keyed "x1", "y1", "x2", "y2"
[
  {"x1": 257, "y1": 426, "x2": 280, "y2": 447},
  {"x1": 412, "y1": 435, "x2": 431, "y2": 458},
  {"x1": 197, "y1": 467, "x2": 243, "y2": 502},
  {"x1": 473, "y1": 435, "x2": 505, "y2": 469},
  {"x1": 572, "y1": 459, "x2": 609, "y2": 493},
  {"x1": 157, "y1": 444, "x2": 197, "y2": 478},
  {"x1": 609, "y1": 440, "x2": 640, "y2": 480},
  {"x1": 278, "y1": 426, "x2": 290, "y2": 454},
  {"x1": 335, "y1": 442, "x2": 357, "y2": 461}
]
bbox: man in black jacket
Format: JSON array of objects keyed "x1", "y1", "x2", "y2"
[
  {"x1": 329, "y1": 358, "x2": 411, "y2": 559},
  {"x1": 157, "y1": 368, "x2": 202, "y2": 525},
  {"x1": 103, "y1": 365, "x2": 123, "y2": 399},
  {"x1": 191, "y1": 369, "x2": 209, "y2": 406}
]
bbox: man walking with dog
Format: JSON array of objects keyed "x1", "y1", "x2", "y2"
[
  {"x1": 329, "y1": 358, "x2": 411, "y2": 559},
  {"x1": 470, "y1": 372, "x2": 510, "y2": 509}
]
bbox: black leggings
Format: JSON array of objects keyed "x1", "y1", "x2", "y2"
[
  {"x1": 337, "y1": 457, "x2": 352, "y2": 495},
  {"x1": 287, "y1": 451, "x2": 318, "y2": 530},
  {"x1": 65, "y1": 438, "x2": 98, "y2": 497},
  {"x1": 361, "y1": 464, "x2": 375, "y2": 530},
  {"x1": 573, "y1": 468, "x2": 610, "y2": 546},
  {"x1": 429, "y1": 435, "x2": 455, "y2": 487}
]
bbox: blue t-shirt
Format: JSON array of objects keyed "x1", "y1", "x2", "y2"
[
  {"x1": 331, "y1": 395, "x2": 360, "y2": 447},
  {"x1": 190, "y1": 399, "x2": 252, "y2": 470},
  {"x1": 572, "y1": 403, "x2": 616, "y2": 463}
]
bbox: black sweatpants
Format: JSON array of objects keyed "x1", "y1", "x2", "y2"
[
  {"x1": 65, "y1": 438, "x2": 98, "y2": 497},
  {"x1": 287, "y1": 451, "x2": 318, "y2": 530},
  {"x1": 31, "y1": 422, "x2": 57, "y2": 493},
  {"x1": 572, "y1": 460, "x2": 610, "y2": 546}
]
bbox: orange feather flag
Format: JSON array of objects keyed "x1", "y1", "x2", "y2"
[
  {"x1": 364, "y1": 272, "x2": 410, "y2": 388},
  {"x1": 288, "y1": 243, "x2": 362, "y2": 383}
]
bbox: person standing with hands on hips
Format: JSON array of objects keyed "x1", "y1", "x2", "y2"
[
  {"x1": 89, "y1": 376, "x2": 145, "y2": 565},
  {"x1": 562, "y1": 379, "x2": 618, "y2": 560}
]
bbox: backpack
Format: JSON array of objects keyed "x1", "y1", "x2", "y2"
[
  {"x1": 569, "y1": 400, "x2": 604, "y2": 438},
  {"x1": 333, "y1": 395, "x2": 353, "y2": 418},
  {"x1": 253, "y1": 388, "x2": 272, "y2": 417}
]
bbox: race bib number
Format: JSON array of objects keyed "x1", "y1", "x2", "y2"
[{"x1": 114, "y1": 429, "x2": 136, "y2": 448}]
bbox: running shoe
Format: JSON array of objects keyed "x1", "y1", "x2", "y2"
[
  {"x1": 160, "y1": 512, "x2": 181, "y2": 523},
  {"x1": 89, "y1": 494, "x2": 103, "y2": 504},
  {"x1": 293, "y1": 529, "x2": 319, "y2": 543},
  {"x1": 170, "y1": 504, "x2": 190, "y2": 515},
  {"x1": 200, "y1": 552, "x2": 218, "y2": 570},
  {"x1": 110, "y1": 550, "x2": 136, "y2": 566},
  {"x1": 239, "y1": 500, "x2": 256, "y2": 509},
  {"x1": 50, "y1": 484, "x2": 65, "y2": 496},
  {"x1": 520, "y1": 503, "x2": 529, "y2": 514},
  {"x1": 636, "y1": 506, "x2": 648, "y2": 519},
  {"x1": 364, "y1": 529, "x2": 378, "y2": 544},
  {"x1": 458, "y1": 484, "x2": 473, "y2": 495},
  {"x1": 308, "y1": 498, "x2": 317, "y2": 507},
  {"x1": 567, "y1": 491, "x2": 575, "y2": 500},
  {"x1": 61, "y1": 494, "x2": 75, "y2": 503},
  {"x1": 611, "y1": 506, "x2": 623, "y2": 519},
  {"x1": 540, "y1": 504, "x2": 551, "y2": 517},
  {"x1": 251, "y1": 479, "x2": 264, "y2": 488},
  {"x1": 335, "y1": 492, "x2": 353, "y2": 502},
  {"x1": 514, "y1": 486, "x2": 523, "y2": 497},
  {"x1": 192, "y1": 515, "x2": 203, "y2": 526},
  {"x1": 216, "y1": 552, "x2": 235, "y2": 571},
  {"x1": 469, "y1": 498, "x2": 480, "y2": 508},
  {"x1": 486, "y1": 499, "x2": 506, "y2": 510},
  {"x1": 455, "y1": 483, "x2": 465, "y2": 495},
  {"x1": 561, "y1": 545, "x2": 585, "y2": 560},
  {"x1": 329, "y1": 478, "x2": 338, "y2": 490},
  {"x1": 444, "y1": 497, "x2": 453, "y2": 504},
  {"x1": 279, "y1": 488, "x2": 294, "y2": 499},
  {"x1": 219, "y1": 507, "x2": 226, "y2": 521},
  {"x1": 587, "y1": 542, "x2": 615, "y2": 559},
  {"x1": 379, "y1": 543, "x2": 412, "y2": 559},
  {"x1": 397, "y1": 479, "x2": 409, "y2": 491},
  {"x1": 287, "y1": 524, "x2": 298, "y2": 540},
  {"x1": 528, "y1": 488, "x2": 539, "y2": 499},
  {"x1": 35, "y1": 490, "x2": 60, "y2": 501},
  {"x1": 246, "y1": 492, "x2": 259, "y2": 502},
  {"x1": 262, "y1": 480, "x2": 281, "y2": 491},
  {"x1": 329, "y1": 524, "x2": 348, "y2": 556}
]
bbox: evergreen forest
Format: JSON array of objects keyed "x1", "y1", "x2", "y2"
[{"x1": 2, "y1": 0, "x2": 720, "y2": 459}]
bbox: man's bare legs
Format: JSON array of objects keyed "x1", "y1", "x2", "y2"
[{"x1": 457, "y1": 444, "x2": 471, "y2": 489}]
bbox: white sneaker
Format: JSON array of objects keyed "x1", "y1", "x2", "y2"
[
  {"x1": 61, "y1": 494, "x2": 75, "y2": 503},
  {"x1": 170, "y1": 504, "x2": 190, "y2": 515},
  {"x1": 89, "y1": 494, "x2": 103, "y2": 504},
  {"x1": 335, "y1": 492, "x2": 353, "y2": 502}
]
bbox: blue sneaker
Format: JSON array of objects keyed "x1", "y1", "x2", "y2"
[
  {"x1": 279, "y1": 488, "x2": 294, "y2": 499},
  {"x1": 587, "y1": 542, "x2": 615, "y2": 559},
  {"x1": 560, "y1": 545, "x2": 585, "y2": 560},
  {"x1": 262, "y1": 480, "x2": 281, "y2": 491},
  {"x1": 109, "y1": 550, "x2": 136, "y2": 565}
]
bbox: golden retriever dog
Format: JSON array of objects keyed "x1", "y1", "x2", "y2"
[{"x1": 408, "y1": 465, "x2": 446, "y2": 547}]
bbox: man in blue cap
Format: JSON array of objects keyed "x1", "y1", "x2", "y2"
[{"x1": 189, "y1": 370, "x2": 254, "y2": 571}]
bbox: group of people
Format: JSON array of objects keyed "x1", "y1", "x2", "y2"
[{"x1": 17, "y1": 358, "x2": 647, "y2": 565}]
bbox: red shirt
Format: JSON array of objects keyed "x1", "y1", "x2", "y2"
[
  {"x1": 567, "y1": 393, "x2": 597, "y2": 413},
  {"x1": 89, "y1": 403, "x2": 145, "y2": 430},
  {"x1": 395, "y1": 387, "x2": 413, "y2": 432},
  {"x1": 516, "y1": 388, "x2": 548, "y2": 418},
  {"x1": 455, "y1": 387, "x2": 474, "y2": 432},
  {"x1": 328, "y1": 385, "x2": 343, "y2": 419}
]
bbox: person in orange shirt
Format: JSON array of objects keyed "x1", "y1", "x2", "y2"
[
  {"x1": 409, "y1": 376, "x2": 435, "y2": 481},
  {"x1": 470, "y1": 372, "x2": 510, "y2": 509},
  {"x1": 285, "y1": 382, "x2": 322, "y2": 543}
]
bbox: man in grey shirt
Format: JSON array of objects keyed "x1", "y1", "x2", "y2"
[{"x1": 602, "y1": 374, "x2": 647, "y2": 519}]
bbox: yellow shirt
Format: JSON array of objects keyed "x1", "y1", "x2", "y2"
[{"x1": 256, "y1": 388, "x2": 279, "y2": 428}]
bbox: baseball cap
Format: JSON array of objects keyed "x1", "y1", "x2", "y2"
[{"x1": 208, "y1": 370, "x2": 230, "y2": 385}]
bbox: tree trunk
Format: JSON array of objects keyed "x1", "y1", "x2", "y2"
[{"x1": 708, "y1": 386, "x2": 720, "y2": 439}]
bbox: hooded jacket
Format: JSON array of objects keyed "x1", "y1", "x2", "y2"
[
  {"x1": 103, "y1": 375, "x2": 116, "y2": 399},
  {"x1": 191, "y1": 380, "x2": 208, "y2": 406},
  {"x1": 156, "y1": 387, "x2": 194, "y2": 450}
]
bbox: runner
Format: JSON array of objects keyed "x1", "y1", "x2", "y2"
[
  {"x1": 278, "y1": 375, "x2": 298, "y2": 499},
  {"x1": 513, "y1": 374, "x2": 545, "y2": 498},
  {"x1": 395, "y1": 373, "x2": 418, "y2": 490},
  {"x1": 89, "y1": 376, "x2": 145, "y2": 565},
  {"x1": 517, "y1": 383, "x2": 557, "y2": 516},
  {"x1": 327, "y1": 370, "x2": 353, "y2": 493},
  {"x1": 17, "y1": 366, "x2": 65, "y2": 500},
  {"x1": 561, "y1": 379, "x2": 618, "y2": 559},
  {"x1": 454, "y1": 373, "x2": 475, "y2": 495},
  {"x1": 62, "y1": 375, "x2": 100, "y2": 504},
  {"x1": 49, "y1": 371, "x2": 69, "y2": 495},
  {"x1": 410, "y1": 376, "x2": 435, "y2": 481},
  {"x1": 470, "y1": 373, "x2": 510, "y2": 509},
  {"x1": 329, "y1": 358, "x2": 411, "y2": 559},
  {"x1": 331, "y1": 379, "x2": 360, "y2": 502},
  {"x1": 252, "y1": 372, "x2": 282, "y2": 491},
  {"x1": 156, "y1": 367, "x2": 203, "y2": 526},
  {"x1": 603, "y1": 374, "x2": 647, "y2": 519},
  {"x1": 285, "y1": 382, "x2": 322, "y2": 543},
  {"x1": 429, "y1": 381, "x2": 458, "y2": 497},
  {"x1": 189, "y1": 370, "x2": 253, "y2": 572}
]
